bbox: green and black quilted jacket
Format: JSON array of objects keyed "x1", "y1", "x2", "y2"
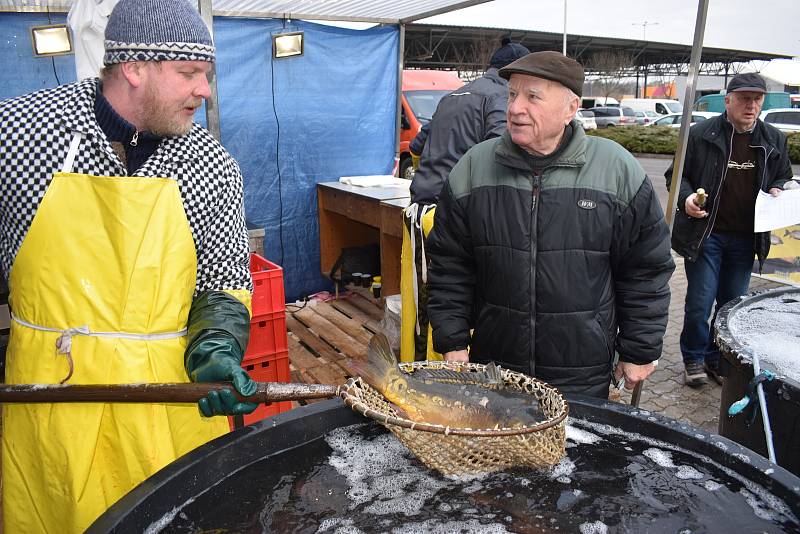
[{"x1": 426, "y1": 122, "x2": 675, "y2": 397}]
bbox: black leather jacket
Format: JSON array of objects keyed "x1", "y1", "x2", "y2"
[{"x1": 665, "y1": 112, "x2": 793, "y2": 265}]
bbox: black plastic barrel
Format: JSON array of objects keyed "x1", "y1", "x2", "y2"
[
  {"x1": 715, "y1": 287, "x2": 800, "y2": 477},
  {"x1": 89, "y1": 396, "x2": 800, "y2": 532}
]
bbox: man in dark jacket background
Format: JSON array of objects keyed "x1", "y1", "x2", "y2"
[
  {"x1": 665, "y1": 73, "x2": 792, "y2": 387},
  {"x1": 426, "y1": 51, "x2": 674, "y2": 398},
  {"x1": 409, "y1": 38, "x2": 529, "y2": 205}
]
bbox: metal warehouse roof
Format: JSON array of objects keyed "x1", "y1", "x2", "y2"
[
  {"x1": 404, "y1": 23, "x2": 792, "y2": 74},
  {"x1": 1, "y1": 0, "x2": 493, "y2": 23}
]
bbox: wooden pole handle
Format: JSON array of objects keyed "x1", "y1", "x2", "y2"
[{"x1": 0, "y1": 382, "x2": 339, "y2": 404}]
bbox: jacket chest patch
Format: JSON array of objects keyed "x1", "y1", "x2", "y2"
[{"x1": 577, "y1": 199, "x2": 597, "y2": 210}]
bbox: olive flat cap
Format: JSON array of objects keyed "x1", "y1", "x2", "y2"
[{"x1": 499, "y1": 51, "x2": 584, "y2": 97}]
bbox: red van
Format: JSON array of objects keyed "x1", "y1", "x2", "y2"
[{"x1": 398, "y1": 69, "x2": 463, "y2": 179}]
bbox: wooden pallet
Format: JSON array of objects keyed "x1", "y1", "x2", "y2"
[{"x1": 287, "y1": 291, "x2": 384, "y2": 405}]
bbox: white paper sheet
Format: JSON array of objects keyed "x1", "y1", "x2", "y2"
[
  {"x1": 339, "y1": 175, "x2": 410, "y2": 188},
  {"x1": 754, "y1": 188, "x2": 800, "y2": 232}
]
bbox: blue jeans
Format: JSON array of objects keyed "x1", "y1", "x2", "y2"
[{"x1": 681, "y1": 232, "x2": 754, "y2": 366}]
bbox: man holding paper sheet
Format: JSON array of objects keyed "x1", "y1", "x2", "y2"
[{"x1": 665, "y1": 72, "x2": 793, "y2": 387}]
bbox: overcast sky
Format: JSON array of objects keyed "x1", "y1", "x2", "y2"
[{"x1": 421, "y1": 0, "x2": 800, "y2": 57}]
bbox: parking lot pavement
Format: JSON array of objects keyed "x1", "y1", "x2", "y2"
[
  {"x1": 615, "y1": 255, "x2": 784, "y2": 432},
  {"x1": 613, "y1": 156, "x2": 790, "y2": 433}
]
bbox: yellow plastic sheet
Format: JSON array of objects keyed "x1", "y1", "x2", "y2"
[{"x1": 400, "y1": 207, "x2": 442, "y2": 362}]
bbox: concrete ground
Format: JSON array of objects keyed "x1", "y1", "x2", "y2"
[{"x1": 617, "y1": 156, "x2": 793, "y2": 432}]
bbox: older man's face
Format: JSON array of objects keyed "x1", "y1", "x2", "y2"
[
  {"x1": 724, "y1": 91, "x2": 764, "y2": 132},
  {"x1": 506, "y1": 74, "x2": 578, "y2": 155},
  {"x1": 140, "y1": 60, "x2": 212, "y2": 136}
]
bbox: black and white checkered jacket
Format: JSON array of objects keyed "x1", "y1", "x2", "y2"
[{"x1": 0, "y1": 78, "x2": 252, "y2": 295}]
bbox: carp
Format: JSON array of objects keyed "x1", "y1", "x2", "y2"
[{"x1": 350, "y1": 333, "x2": 543, "y2": 429}]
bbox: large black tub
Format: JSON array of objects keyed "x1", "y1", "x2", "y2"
[
  {"x1": 715, "y1": 287, "x2": 800, "y2": 477},
  {"x1": 89, "y1": 396, "x2": 800, "y2": 533}
]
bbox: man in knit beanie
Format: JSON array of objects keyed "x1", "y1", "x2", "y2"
[{"x1": 0, "y1": 0, "x2": 256, "y2": 531}]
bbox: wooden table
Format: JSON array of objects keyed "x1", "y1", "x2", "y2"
[{"x1": 317, "y1": 182, "x2": 410, "y2": 296}]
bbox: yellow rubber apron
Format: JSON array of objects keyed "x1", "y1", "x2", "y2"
[
  {"x1": 400, "y1": 203, "x2": 441, "y2": 362},
  {"x1": 2, "y1": 133, "x2": 229, "y2": 533}
]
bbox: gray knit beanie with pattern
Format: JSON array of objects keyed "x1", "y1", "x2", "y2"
[{"x1": 104, "y1": 0, "x2": 215, "y2": 65}]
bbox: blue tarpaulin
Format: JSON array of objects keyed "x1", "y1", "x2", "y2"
[
  {"x1": 0, "y1": 14, "x2": 399, "y2": 301},
  {"x1": 214, "y1": 19, "x2": 399, "y2": 301},
  {"x1": 0, "y1": 13, "x2": 77, "y2": 97}
]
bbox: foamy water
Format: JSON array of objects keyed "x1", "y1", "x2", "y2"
[
  {"x1": 146, "y1": 416, "x2": 798, "y2": 532},
  {"x1": 728, "y1": 293, "x2": 800, "y2": 381},
  {"x1": 326, "y1": 427, "x2": 447, "y2": 515}
]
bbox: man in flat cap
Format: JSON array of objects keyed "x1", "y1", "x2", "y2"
[
  {"x1": 666, "y1": 72, "x2": 792, "y2": 387},
  {"x1": 401, "y1": 38, "x2": 529, "y2": 362},
  {"x1": 426, "y1": 51, "x2": 674, "y2": 398},
  {"x1": 0, "y1": 0, "x2": 257, "y2": 530}
]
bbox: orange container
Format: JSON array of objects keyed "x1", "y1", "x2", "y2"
[
  {"x1": 250, "y1": 254, "x2": 285, "y2": 316},
  {"x1": 245, "y1": 310, "x2": 287, "y2": 361},
  {"x1": 229, "y1": 350, "x2": 292, "y2": 429}
]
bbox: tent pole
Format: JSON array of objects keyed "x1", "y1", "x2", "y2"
[
  {"x1": 666, "y1": 0, "x2": 709, "y2": 230},
  {"x1": 394, "y1": 23, "x2": 406, "y2": 176},
  {"x1": 198, "y1": 0, "x2": 222, "y2": 141}
]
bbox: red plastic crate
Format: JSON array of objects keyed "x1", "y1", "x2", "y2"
[
  {"x1": 229, "y1": 350, "x2": 291, "y2": 429},
  {"x1": 245, "y1": 310, "x2": 288, "y2": 361},
  {"x1": 250, "y1": 253, "x2": 285, "y2": 316}
]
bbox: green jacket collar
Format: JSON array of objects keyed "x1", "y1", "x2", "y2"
[{"x1": 495, "y1": 119, "x2": 587, "y2": 172}]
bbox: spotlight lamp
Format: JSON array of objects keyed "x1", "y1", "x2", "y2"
[
  {"x1": 273, "y1": 31, "x2": 304, "y2": 59},
  {"x1": 30, "y1": 24, "x2": 73, "y2": 57}
]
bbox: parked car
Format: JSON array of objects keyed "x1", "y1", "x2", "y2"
[
  {"x1": 649, "y1": 112, "x2": 720, "y2": 127},
  {"x1": 581, "y1": 96, "x2": 619, "y2": 108},
  {"x1": 590, "y1": 106, "x2": 637, "y2": 127},
  {"x1": 633, "y1": 110, "x2": 661, "y2": 125},
  {"x1": 759, "y1": 108, "x2": 800, "y2": 133},
  {"x1": 623, "y1": 98, "x2": 683, "y2": 116},
  {"x1": 575, "y1": 109, "x2": 597, "y2": 130}
]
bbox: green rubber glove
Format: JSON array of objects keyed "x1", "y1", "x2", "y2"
[{"x1": 185, "y1": 291, "x2": 258, "y2": 417}]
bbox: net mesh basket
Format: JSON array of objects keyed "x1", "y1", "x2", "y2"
[{"x1": 339, "y1": 360, "x2": 569, "y2": 476}]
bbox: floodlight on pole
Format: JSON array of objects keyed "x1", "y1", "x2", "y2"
[{"x1": 632, "y1": 20, "x2": 659, "y2": 41}]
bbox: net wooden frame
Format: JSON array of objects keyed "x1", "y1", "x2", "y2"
[{"x1": 339, "y1": 360, "x2": 569, "y2": 476}]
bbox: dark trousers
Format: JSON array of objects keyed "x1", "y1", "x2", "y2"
[{"x1": 680, "y1": 232, "x2": 753, "y2": 365}]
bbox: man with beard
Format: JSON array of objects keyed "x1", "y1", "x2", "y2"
[{"x1": 0, "y1": 0, "x2": 257, "y2": 531}]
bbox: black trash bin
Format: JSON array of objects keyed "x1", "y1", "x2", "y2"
[{"x1": 715, "y1": 287, "x2": 800, "y2": 477}]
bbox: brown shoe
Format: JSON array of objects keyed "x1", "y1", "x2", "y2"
[{"x1": 684, "y1": 361, "x2": 707, "y2": 387}]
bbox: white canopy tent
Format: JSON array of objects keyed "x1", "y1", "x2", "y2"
[
  {"x1": 1, "y1": 0, "x2": 491, "y2": 22},
  {"x1": 3, "y1": 0, "x2": 714, "y2": 229},
  {"x1": 2, "y1": 0, "x2": 493, "y2": 156}
]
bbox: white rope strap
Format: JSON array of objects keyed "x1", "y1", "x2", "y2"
[
  {"x1": 11, "y1": 313, "x2": 187, "y2": 383},
  {"x1": 418, "y1": 203, "x2": 435, "y2": 284},
  {"x1": 62, "y1": 132, "x2": 83, "y2": 173}
]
